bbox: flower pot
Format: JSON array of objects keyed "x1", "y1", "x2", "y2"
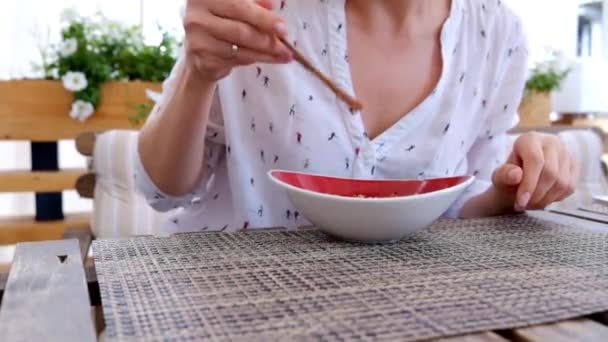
[
  {"x1": 518, "y1": 91, "x2": 552, "y2": 127},
  {"x1": 0, "y1": 80, "x2": 162, "y2": 141}
]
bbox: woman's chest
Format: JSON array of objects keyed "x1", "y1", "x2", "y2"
[
  {"x1": 217, "y1": 62, "x2": 475, "y2": 180},
  {"x1": 215, "y1": 1, "x2": 489, "y2": 179}
]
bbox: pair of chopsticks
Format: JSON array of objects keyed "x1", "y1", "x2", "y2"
[{"x1": 278, "y1": 37, "x2": 363, "y2": 111}]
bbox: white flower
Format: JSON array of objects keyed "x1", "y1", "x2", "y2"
[
  {"x1": 62, "y1": 71, "x2": 88, "y2": 92},
  {"x1": 58, "y1": 38, "x2": 78, "y2": 57},
  {"x1": 69, "y1": 100, "x2": 95, "y2": 122},
  {"x1": 549, "y1": 50, "x2": 571, "y2": 74},
  {"x1": 530, "y1": 46, "x2": 571, "y2": 75},
  {"x1": 60, "y1": 8, "x2": 79, "y2": 23},
  {"x1": 110, "y1": 70, "x2": 120, "y2": 79},
  {"x1": 105, "y1": 24, "x2": 123, "y2": 42}
]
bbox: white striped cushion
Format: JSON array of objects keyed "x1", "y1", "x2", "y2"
[
  {"x1": 92, "y1": 130, "x2": 174, "y2": 238},
  {"x1": 551, "y1": 130, "x2": 608, "y2": 210},
  {"x1": 89, "y1": 129, "x2": 606, "y2": 238}
]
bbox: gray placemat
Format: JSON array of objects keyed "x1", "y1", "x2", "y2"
[{"x1": 93, "y1": 215, "x2": 608, "y2": 341}]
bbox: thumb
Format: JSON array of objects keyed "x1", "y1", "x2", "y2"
[{"x1": 492, "y1": 163, "x2": 523, "y2": 187}]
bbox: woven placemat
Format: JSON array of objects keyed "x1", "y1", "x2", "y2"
[{"x1": 93, "y1": 215, "x2": 608, "y2": 341}]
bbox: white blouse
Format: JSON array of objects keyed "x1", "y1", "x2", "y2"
[{"x1": 134, "y1": 0, "x2": 528, "y2": 235}]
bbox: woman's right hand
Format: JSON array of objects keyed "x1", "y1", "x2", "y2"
[{"x1": 184, "y1": 0, "x2": 293, "y2": 82}]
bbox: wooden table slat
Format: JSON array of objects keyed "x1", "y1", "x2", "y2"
[
  {"x1": 548, "y1": 208, "x2": 608, "y2": 225},
  {"x1": 529, "y1": 210, "x2": 608, "y2": 231},
  {"x1": 0, "y1": 240, "x2": 96, "y2": 341},
  {"x1": 62, "y1": 228, "x2": 93, "y2": 264},
  {"x1": 436, "y1": 332, "x2": 509, "y2": 341},
  {"x1": 508, "y1": 319, "x2": 608, "y2": 342}
]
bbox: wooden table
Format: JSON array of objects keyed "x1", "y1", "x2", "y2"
[{"x1": 0, "y1": 211, "x2": 606, "y2": 342}]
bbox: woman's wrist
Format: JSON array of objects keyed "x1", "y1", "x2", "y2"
[{"x1": 175, "y1": 56, "x2": 218, "y2": 95}]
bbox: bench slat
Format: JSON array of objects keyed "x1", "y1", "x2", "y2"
[
  {"x1": 0, "y1": 213, "x2": 90, "y2": 244},
  {"x1": 0, "y1": 169, "x2": 86, "y2": 193},
  {"x1": 436, "y1": 332, "x2": 509, "y2": 341},
  {"x1": 0, "y1": 80, "x2": 158, "y2": 141},
  {"x1": 509, "y1": 319, "x2": 608, "y2": 342},
  {"x1": 0, "y1": 239, "x2": 96, "y2": 341}
]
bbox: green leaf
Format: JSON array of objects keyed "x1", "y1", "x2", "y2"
[{"x1": 128, "y1": 103, "x2": 154, "y2": 125}]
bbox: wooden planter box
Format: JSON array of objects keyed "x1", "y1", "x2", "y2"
[
  {"x1": 0, "y1": 80, "x2": 162, "y2": 141},
  {"x1": 518, "y1": 91, "x2": 552, "y2": 127}
]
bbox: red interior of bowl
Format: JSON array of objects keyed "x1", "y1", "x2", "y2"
[{"x1": 271, "y1": 171, "x2": 471, "y2": 198}]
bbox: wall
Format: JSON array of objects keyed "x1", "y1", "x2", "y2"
[
  {"x1": 507, "y1": 0, "x2": 580, "y2": 58},
  {"x1": 604, "y1": 0, "x2": 608, "y2": 58}
]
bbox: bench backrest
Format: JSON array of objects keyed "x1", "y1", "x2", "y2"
[{"x1": 0, "y1": 80, "x2": 160, "y2": 243}]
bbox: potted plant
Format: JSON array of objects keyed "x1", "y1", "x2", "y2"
[
  {"x1": 0, "y1": 9, "x2": 178, "y2": 140},
  {"x1": 518, "y1": 48, "x2": 571, "y2": 127}
]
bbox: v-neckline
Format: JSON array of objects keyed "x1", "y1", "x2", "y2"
[{"x1": 326, "y1": 0, "x2": 462, "y2": 153}]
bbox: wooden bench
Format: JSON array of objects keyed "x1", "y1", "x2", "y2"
[{"x1": 0, "y1": 80, "x2": 159, "y2": 244}]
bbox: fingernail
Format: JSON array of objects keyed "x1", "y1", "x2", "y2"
[
  {"x1": 274, "y1": 22, "x2": 288, "y2": 36},
  {"x1": 508, "y1": 168, "x2": 519, "y2": 182},
  {"x1": 276, "y1": 54, "x2": 292, "y2": 63},
  {"x1": 518, "y1": 192, "x2": 531, "y2": 208}
]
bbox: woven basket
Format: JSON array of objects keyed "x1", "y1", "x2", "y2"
[{"x1": 518, "y1": 91, "x2": 552, "y2": 127}]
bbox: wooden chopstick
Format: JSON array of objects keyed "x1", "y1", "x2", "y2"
[{"x1": 278, "y1": 36, "x2": 363, "y2": 111}]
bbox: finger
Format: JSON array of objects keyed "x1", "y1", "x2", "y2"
[
  {"x1": 535, "y1": 154, "x2": 571, "y2": 208},
  {"x1": 187, "y1": 27, "x2": 290, "y2": 65},
  {"x1": 491, "y1": 163, "x2": 523, "y2": 187},
  {"x1": 514, "y1": 138, "x2": 544, "y2": 210},
  {"x1": 528, "y1": 143, "x2": 560, "y2": 208},
  {"x1": 201, "y1": 14, "x2": 292, "y2": 59},
  {"x1": 556, "y1": 157, "x2": 579, "y2": 202},
  {"x1": 211, "y1": 0, "x2": 288, "y2": 36}
]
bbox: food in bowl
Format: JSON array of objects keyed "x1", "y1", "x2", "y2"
[
  {"x1": 354, "y1": 193, "x2": 399, "y2": 198},
  {"x1": 268, "y1": 170, "x2": 475, "y2": 243}
]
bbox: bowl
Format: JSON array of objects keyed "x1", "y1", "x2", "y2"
[{"x1": 268, "y1": 170, "x2": 475, "y2": 243}]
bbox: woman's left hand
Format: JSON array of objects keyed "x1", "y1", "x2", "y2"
[{"x1": 490, "y1": 132, "x2": 579, "y2": 212}]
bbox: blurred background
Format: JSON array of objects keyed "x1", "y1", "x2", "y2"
[
  {"x1": 0, "y1": 0, "x2": 607, "y2": 218},
  {"x1": 0, "y1": 0, "x2": 184, "y2": 217}
]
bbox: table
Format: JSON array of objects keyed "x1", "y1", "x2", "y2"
[{"x1": 0, "y1": 210, "x2": 607, "y2": 341}]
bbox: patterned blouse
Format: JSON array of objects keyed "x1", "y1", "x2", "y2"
[{"x1": 134, "y1": 0, "x2": 528, "y2": 235}]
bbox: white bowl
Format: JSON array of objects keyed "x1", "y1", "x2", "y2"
[{"x1": 269, "y1": 170, "x2": 475, "y2": 243}]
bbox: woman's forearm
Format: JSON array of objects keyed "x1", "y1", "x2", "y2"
[{"x1": 138, "y1": 61, "x2": 217, "y2": 196}]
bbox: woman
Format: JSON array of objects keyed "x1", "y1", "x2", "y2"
[{"x1": 136, "y1": 0, "x2": 578, "y2": 233}]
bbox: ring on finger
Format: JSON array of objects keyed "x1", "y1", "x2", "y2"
[{"x1": 230, "y1": 44, "x2": 239, "y2": 59}]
